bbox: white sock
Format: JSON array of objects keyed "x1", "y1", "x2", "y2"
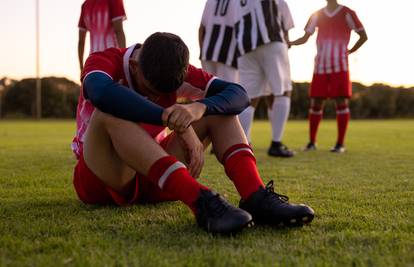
[
  {"x1": 238, "y1": 106, "x2": 255, "y2": 142},
  {"x1": 270, "y1": 96, "x2": 291, "y2": 142}
]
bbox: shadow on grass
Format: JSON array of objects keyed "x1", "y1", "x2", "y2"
[{"x1": 2, "y1": 196, "x2": 308, "y2": 248}]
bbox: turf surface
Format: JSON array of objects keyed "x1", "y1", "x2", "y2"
[{"x1": 0, "y1": 120, "x2": 413, "y2": 267}]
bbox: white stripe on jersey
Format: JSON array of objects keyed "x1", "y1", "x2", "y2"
[
  {"x1": 250, "y1": 7, "x2": 259, "y2": 50},
  {"x1": 325, "y1": 40, "x2": 333, "y2": 74},
  {"x1": 333, "y1": 41, "x2": 341, "y2": 72},
  {"x1": 213, "y1": 26, "x2": 226, "y2": 60},
  {"x1": 341, "y1": 44, "x2": 348, "y2": 72},
  {"x1": 317, "y1": 42, "x2": 326, "y2": 74},
  {"x1": 255, "y1": 3, "x2": 269, "y2": 44},
  {"x1": 237, "y1": 16, "x2": 246, "y2": 55}
]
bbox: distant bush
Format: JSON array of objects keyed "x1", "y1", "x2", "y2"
[
  {"x1": 0, "y1": 77, "x2": 413, "y2": 119},
  {"x1": 255, "y1": 82, "x2": 414, "y2": 119},
  {"x1": 1, "y1": 77, "x2": 79, "y2": 118}
]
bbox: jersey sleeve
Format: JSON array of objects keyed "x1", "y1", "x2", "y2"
[
  {"x1": 200, "y1": 1, "x2": 210, "y2": 26},
  {"x1": 81, "y1": 48, "x2": 124, "y2": 82},
  {"x1": 109, "y1": 0, "x2": 127, "y2": 21},
  {"x1": 280, "y1": 0, "x2": 294, "y2": 31},
  {"x1": 304, "y1": 12, "x2": 318, "y2": 34},
  {"x1": 345, "y1": 9, "x2": 364, "y2": 32},
  {"x1": 176, "y1": 64, "x2": 214, "y2": 100},
  {"x1": 78, "y1": 4, "x2": 87, "y2": 31}
]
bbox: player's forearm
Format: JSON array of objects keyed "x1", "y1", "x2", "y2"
[
  {"x1": 83, "y1": 72, "x2": 164, "y2": 125},
  {"x1": 78, "y1": 42, "x2": 85, "y2": 71},
  {"x1": 115, "y1": 30, "x2": 126, "y2": 48},
  {"x1": 197, "y1": 79, "x2": 249, "y2": 116},
  {"x1": 289, "y1": 32, "x2": 311, "y2": 46},
  {"x1": 198, "y1": 25, "x2": 205, "y2": 51},
  {"x1": 290, "y1": 36, "x2": 308, "y2": 46},
  {"x1": 348, "y1": 31, "x2": 368, "y2": 54}
]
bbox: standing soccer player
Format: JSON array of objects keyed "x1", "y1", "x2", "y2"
[
  {"x1": 78, "y1": 0, "x2": 127, "y2": 71},
  {"x1": 236, "y1": 0, "x2": 296, "y2": 157},
  {"x1": 289, "y1": 0, "x2": 367, "y2": 153},
  {"x1": 71, "y1": 32, "x2": 314, "y2": 235},
  {"x1": 199, "y1": 0, "x2": 239, "y2": 83}
]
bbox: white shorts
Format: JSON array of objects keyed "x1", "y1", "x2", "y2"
[
  {"x1": 201, "y1": 61, "x2": 239, "y2": 83},
  {"x1": 238, "y1": 42, "x2": 292, "y2": 99}
]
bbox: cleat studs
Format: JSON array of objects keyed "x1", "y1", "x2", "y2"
[
  {"x1": 302, "y1": 217, "x2": 309, "y2": 222},
  {"x1": 290, "y1": 218, "x2": 297, "y2": 224}
]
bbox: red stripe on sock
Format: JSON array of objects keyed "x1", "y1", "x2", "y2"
[
  {"x1": 147, "y1": 156, "x2": 208, "y2": 213},
  {"x1": 309, "y1": 106, "x2": 323, "y2": 144},
  {"x1": 223, "y1": 144, "x2": 264, "y2": 200},
  {"x1": 336, "y1": 106, "x2": 350, "y2": 145}
]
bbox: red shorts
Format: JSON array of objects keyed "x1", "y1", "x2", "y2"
[
  {"x1": 310, "y1": 71, "x2": 351, "y2": 98},
  {"x1": 73, "y1": 135, "x2": 176, "y2": 206}
]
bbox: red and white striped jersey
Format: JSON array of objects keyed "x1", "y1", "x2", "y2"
[
  {"x1": 305, "y1": 5, "x2": 364, "y2": 74},
  {"x1": 78, "y1": 0, "x2": 126, "y2": 54}
]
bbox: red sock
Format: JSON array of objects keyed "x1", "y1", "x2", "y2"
[
  {"x1": 147, "y1": 156, "x2": 208, "y2": 213},
  {"x1": 336, "y1": 104, "x2": 350, "y2": 146},
  {"x1": 222, "y1": 144, "x2": 264, "y2": 200},
  {"x1": 309, "y1": 106, "x2": 323, "y2": 144}
]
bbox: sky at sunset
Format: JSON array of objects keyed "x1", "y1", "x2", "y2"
[{"x1": 1, "y1": 0, "x2": 413, "y2": 87}]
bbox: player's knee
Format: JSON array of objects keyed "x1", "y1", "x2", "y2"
[{"x1": 207, "y1": 114, "x2": 238, "y2": 127}]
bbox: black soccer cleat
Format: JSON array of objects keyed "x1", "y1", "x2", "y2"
[
  {"x1": 330, "y1": 143, "x2": 346, "y2": 153},
  {"x1": 239, "y1": 181, "x2": 314, "y2": 227},
  {"x1": 195, "y1": 189, "x2": 253, "y2": 235},
  {"x1": 267, "y1": 141, "x2": 295, "y2": 158},
  {"x1": 304, "y1": 142, "x2": 317, "y2": 151}
]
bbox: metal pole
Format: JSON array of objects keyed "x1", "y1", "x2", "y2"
[
  {"x1": 0, "y1": 89, "x2": 2, "y2": 119},
  {"x1": 35, "y1": 0, "x2": 42, "y2": 119}
]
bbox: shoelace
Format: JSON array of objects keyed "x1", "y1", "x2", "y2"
[
  {"x1": 206, "y1": 194, "x2": 229, "y2": 217},
  {"x1": 264, "y1": 181, "x2": 289, "y2": 203}
]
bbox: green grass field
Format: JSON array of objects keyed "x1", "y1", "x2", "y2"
[{"x1": 1, "y1": 120, "x2": 413, "y2": 267}]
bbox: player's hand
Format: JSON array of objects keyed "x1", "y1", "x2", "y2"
[
  {"x1": 177, "y1": 126, "x2": 204, "y2": 178},
  {"x1": 162, "y1": 102, "x2": 207, "y2": 134}
]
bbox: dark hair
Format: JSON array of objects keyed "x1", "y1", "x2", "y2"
[{"x1": 139, "y1": 32, "x2": 189, "y2": 93}]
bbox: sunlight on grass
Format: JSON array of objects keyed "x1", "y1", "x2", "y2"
[{"x1": 0, "y1": 120, "x2": 413, "y2": 266}]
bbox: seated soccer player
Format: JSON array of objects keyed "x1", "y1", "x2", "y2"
[{"x1": 72, "y1": 32, "x2": 315, "y2": 235}]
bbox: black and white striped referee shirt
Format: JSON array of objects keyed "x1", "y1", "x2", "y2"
[
  {"x1": 200, "y1": 0, "x2": 239, "y2": 68},
  {"x1": 235, "y1": 0, "x2": 294, "y2": 56}
]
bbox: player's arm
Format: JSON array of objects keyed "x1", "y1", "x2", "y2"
[
  {"x1": 198, "y1": 78, "x2": 249, "y2": 115},
  {"x1": 348, "y1": 29, "x2": 368, "y2": 55},
  {"x1": 198, "y1": 24, "x2": 205, "y2": 51},
  {"x1": 112, "y1": 19, "x2": 126, "y2": 48},
  {"x1": 162, "y1": 79, "x2": 249, "y2": 133},
  {"x1": 284, "y1": 30, "x2": 291, "y2": 48},
  {"x1": 289, "y1": 32, "x2": 312, "y2": 46},
  {"x1": 83, "y1": 72, "x2": 164, "y2": 125},
  {"x1": 78, "y1": 29, "x2": 87, "y2": 71}
]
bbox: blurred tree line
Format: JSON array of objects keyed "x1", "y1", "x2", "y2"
[
  {"x1": 255, "y1": 82, "x2": 414, "y2": 119},
  {"x1": 0, "y1": 77, "x2": 79, "y2": 118},
  {"x1": 0, "y1": 77, "x2": 413, "y2": 119}
]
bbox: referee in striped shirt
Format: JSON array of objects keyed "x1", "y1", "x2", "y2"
[
  {"x1": 236, "y1": 0, "x2": 295, "y2": 157},
  {"x1": 199, "y1": 0, "x2": 240, "y2": 83}
]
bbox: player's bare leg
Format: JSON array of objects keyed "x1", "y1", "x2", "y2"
[
  {"x1": 82, "y1": 110, "x2": 252, "y2": 234},
  {"x1": 305, "y1": 97, "x2": 326, "y2": 151},
  {"x1": 83, "y1": 110, "x2": 168, "y2": 194},
  {"x1": 332, "y1": 97, "x2": 350, "y2": 153}
]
